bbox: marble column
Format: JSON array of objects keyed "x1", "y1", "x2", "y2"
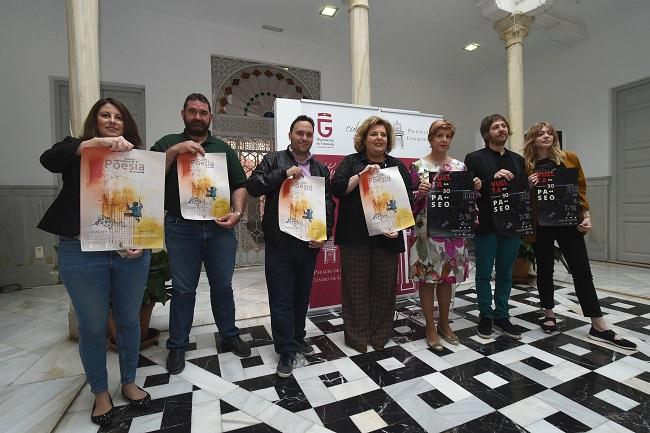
[
  {"x1": 66, "y1": 0, "x2": 99, "y2": 339},
  {"x1": 66, "y1": 0, "x2": 100, "y2": 136},
  {"x1": 348, "y1": 0, "x2": 371, "y2": 105},
  {"x1": 494, "y1": 13, "x2": 534, "y2": 153}
]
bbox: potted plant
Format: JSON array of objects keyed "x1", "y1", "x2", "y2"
[
  {"x1": 109, "y1": 250, "x2": 172, "y2": 350},
  {"x1": 512, "y1": 240, "x2": 536, "y2": 283}
]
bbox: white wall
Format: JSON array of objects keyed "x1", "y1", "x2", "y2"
[
  {"x1": 0, "y1": 0, "x2": 474, "y2": 186},
  {"x1": 0, "y1": 0, "x2": 69, "y2": 186},
  {"x1": 470, "y1": 0, "x2": 650, "y2": 178}
]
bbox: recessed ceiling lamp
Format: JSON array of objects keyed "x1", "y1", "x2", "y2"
[
  {"x1": 262, "y1": 24, "x2": 284, "y2": 33},
  {"x1": 320, "y1": 5, "x2": 338, "y2": 17},
  {"x1": 463, "y1": 42, "x2": 480, "y2": 52}
]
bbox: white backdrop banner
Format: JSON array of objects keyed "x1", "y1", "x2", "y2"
[{"x1": 275, "y1": 98, "x2": 441, "y2": 158}]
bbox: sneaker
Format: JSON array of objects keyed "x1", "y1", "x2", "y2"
[
  {"x1": 588, "y1": 327, "x2": 637, "y2": 350},
  {"x1": 477, "y1": 316, "x2": 493, "y2": 339},
  {"x1": 276, "y1": 352, "x2": 295, "y2": 378},
  {"x1": 296, "y1": 339, "x2": 315, "y2": 356},
  {"x1": 222, "y1": 336, "x2": 251, "y2": 357},
  {"x1": 493, "y1": 318, "x2": 522, "y2": 340},
  {"x1": 166, "y1": 349, "x2": 185, "y2": 374}
]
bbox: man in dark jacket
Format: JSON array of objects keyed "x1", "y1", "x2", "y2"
[
  {"x1": 464, "y1": 114, "x2": 525, "y2": 341},
  {"x1": 246, "y1": 115, "x2": 335, "y2": 378}
]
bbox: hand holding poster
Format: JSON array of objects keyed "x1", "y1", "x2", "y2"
[
  {"x1": 80, "y1": 148, "x2": 165, "y2": 251},
  {"x1": 535, "y1": 167, "x2": 579, "y2": 226},
  {"x1": 278, "y1": 176, "x2": 327, "y2": 241},
  {"x1": 427, "y1": 171, "x2": 475, "y2": 237},
  {"x1": 359, "y1": 166, "x2": 415, "y2": 236},
  {"x1": 490, "y1": 175, "x2": 533, "y2": 236},
  {"x1": 177, "y1": 153, "x2": 230, "y2": 220}
]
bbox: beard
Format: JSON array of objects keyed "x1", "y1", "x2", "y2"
[
  {"x1": 490, "y1": 134, "x2": 508, "y2": 146},
  {"x1": 184, "y1": 119, "x2": 210, "y2": 136}
]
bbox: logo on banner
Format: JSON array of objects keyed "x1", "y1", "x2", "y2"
[
  {"x1": 315, "y1": 112, "x2": 335, "y2": 149},
  {"x1": 317, "y1": 113, "x2": 333, "y2": 137}
]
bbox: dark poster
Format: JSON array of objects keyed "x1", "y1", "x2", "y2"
[
  {"x1": 490, "y1": 176, "x2": 533, "y2": 236},
  {"x1": 535, "y1": 167, "x2": 579, "y2": 226},
  {"x1": 427, "y1": 171, "x2": 475, "y2": 237}
]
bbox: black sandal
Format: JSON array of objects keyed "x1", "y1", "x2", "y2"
[
  {"x1": 91, "y1": 396, "x2": 114, "y2": 426},
  {"x1": 540, "y1": 316, "x2": 557, "y2": 334},
  {"x1": 122, "y1": 385, "x2": 151, "y2": 408}
]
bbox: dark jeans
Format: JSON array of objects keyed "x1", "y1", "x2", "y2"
[
  {"x1": 534, "y1": 225, "x2": 602, "y2": 317},
  {"x1": 265, "y1": 239, "x2": 319, "y2": 354},
  {"x1": 165, "y1": 214, "x2": 239, "y2": 351}
]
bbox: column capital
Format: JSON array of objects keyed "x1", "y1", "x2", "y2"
[
  {"x1": 495, "y1": 13, "x2": 534, "y2": 47},
  {"x1": 348, "y1": 0, "x2": 369, "y2": 11}
]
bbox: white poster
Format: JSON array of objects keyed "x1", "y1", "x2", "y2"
[
  {"x1": 177, "y1": 153, "x2": 230, "y2": 220},
  {"x1": 359, "y1": 167, "x2": 415, "y2": 236},
  {"x1": 278, "y1": 176, "x2": 327, "y2": 242},
  {"x1": 80, "y1": 148, "x2": 165, "y2": 251}
]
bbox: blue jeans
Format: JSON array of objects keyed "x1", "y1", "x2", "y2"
[
  {"x1": 164, "y1": 214, "x2": 239, "y2": 351},
  {"x1": 57, "y1": 239, "x2": 150, "y2": 394},
  {"x1": 474, "y1": 233, "x2": 521, "y2": 319},
  {"x1": 265, "y1": 239, "x2": 318, "y2": 354}
]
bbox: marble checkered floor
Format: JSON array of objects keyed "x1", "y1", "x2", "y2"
[{"x1": 53, "y1": 282, "x2": 649, "y2": 433}]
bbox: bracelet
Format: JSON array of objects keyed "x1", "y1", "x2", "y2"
[{"x1": 234, "y1": 210, "x2": 243, "y2": 218}]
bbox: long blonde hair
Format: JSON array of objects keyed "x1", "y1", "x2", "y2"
[{"x1": 523, "y1": 121, "x2": 566, "y2": 172}]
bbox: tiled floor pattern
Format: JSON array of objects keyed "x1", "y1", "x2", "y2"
[{"x1": 55, "y1": 283, "x2": 649, "y2": 433}]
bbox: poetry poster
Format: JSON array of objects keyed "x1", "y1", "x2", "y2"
[
  {"x1": 278, "y1": 176, "x2": 327, "y2": 241},
  {"x1": 177, "y1": 153, "x2": 230, "y2": 220},
  {"x1": 80, "y1": 148, "x2": 165, "y2": 251},
  {"x1": 359, "y1": 166, "x2": 415, "y2": 236}
]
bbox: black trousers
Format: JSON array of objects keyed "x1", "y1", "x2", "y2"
[
  {"x1": 533, "y1": 225, "x2": 602, "y2": 317},
  {"x1": 265, "y1": 239, "x2": 319, "y2": 354}
]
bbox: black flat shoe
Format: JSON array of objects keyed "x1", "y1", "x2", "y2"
[
  {"x1": 588, "y1": 327, "x2": 637, "y2": 350},
  {"x1": 122, "y1": 385, "x2": 151, "y2": 408},
  {"x1": 91, "y1": 396, "x2": 114, "y2": 426}
]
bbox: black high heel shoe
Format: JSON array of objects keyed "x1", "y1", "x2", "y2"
[
  {"x1": 91, "y1": 396, "x2": 115, "y2": 426},
  {"x1": 122, "y1": 385, "x2": 151, "y2": 408}
]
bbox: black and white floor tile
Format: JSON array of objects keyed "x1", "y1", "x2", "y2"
[{"x1": 64, "y1": 283, "x2": 649, "y2": 433}]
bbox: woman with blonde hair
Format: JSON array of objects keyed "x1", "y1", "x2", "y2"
[
  {"x1": 525, "y1": 121, "x2": 635, "y2": 350},
  {"x1": 409, "y1": 119, "x2": 481, "y2": 350},
  {"x1": 332, "y1": 116, "x2": 413, "y2": 353}
]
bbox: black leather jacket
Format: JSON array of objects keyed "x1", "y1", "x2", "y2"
[{"x1": 246, "y1": 148, "x2": 335, "y2": 246}]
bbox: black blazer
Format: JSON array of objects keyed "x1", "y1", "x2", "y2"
[
  {"x1": 464, "y1": 147, "x2": 525, "y2": 235},
  {"x1": 38, "y1": 137, "x2": 83, "y2": 237}
]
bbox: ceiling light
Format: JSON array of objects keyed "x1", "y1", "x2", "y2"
[
  {"x1": 463, "y1": 42, "x2": 480, "y2": 52},
  {"x1": 320, "y1": 5, "x2": 338, "y2": 17},
  {"x1": 262, "y1": 24, "x2": 284, "y2": 33}
]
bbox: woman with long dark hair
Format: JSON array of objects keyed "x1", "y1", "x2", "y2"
[{"x1": 39, "y1": 98, "x2": 152, "y2": 426}]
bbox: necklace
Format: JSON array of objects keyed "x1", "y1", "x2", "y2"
[{"x1": 425, "y1": 154, "x2": 450, "y2": 166}]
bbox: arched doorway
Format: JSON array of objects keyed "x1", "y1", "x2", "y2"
[{"x1": 210, "y1": 56, "x2": 321, "y2": 266}]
